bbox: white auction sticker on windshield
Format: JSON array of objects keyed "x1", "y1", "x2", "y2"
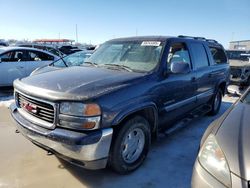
[{"x1": 141, "y1": 41, "x2": 161, "y2": 46}]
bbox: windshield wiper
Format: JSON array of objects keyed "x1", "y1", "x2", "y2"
[
  {"x1": 101, "y1": 63, "x2": 133, "y2": 72},
  {"x1": 51, "y1": 57, "x2": 68, "y2": 67},
  {"x1": 61, "y1": 57, "x2": 68, "y2": 67},
  {"x1": 84, "y1": 61, "x2": 98, "y2": 67}
]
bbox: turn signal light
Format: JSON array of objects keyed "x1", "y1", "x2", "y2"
[{"x1": 84, "y1": 104, "x2": 101, "y2": 116}]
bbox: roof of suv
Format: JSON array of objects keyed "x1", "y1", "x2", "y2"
[
  {"x1": 108, "y1": 35, "x2": 223, "y2": 48},
  {"x1": 109, "y1": 36, "x2": 174, "y2": 42}
]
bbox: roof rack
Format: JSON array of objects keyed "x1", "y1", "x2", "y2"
[
  {"x1": 205, "y1": 39, "x2": 218, "y2": 43},
  {"x1": 178, "y1": 35, "x2": 218, "y2": 43}
]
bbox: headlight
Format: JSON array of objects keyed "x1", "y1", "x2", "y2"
[
  {"x1": 60, "y1": 102, "x2": 101, "y2": 117},
  {"x1": 198, "y1": 134, "x2": 231, "y2": 187}
]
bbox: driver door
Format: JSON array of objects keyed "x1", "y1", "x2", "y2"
[{"x1": 158, "y1": 42, "x2": 198, "y2": 127}]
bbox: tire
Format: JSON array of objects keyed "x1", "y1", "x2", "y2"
[
  {"x1": 208, "y1": 89, "x2": 222, "y2": 116},
  {"x1": 247, "y1": 77, "x2": 250, "y2": 86},
  {"x1": 109, "y1": 116, "x2": 151, "y2": 174}
]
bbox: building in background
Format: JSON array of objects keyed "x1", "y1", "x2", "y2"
[{"x1": 229, "y1": 40, "x2": 250, "y2": 50}]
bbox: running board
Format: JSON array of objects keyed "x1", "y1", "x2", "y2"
[{"x1": 163, "y1": 105, "x2": 211, "y2": 136}]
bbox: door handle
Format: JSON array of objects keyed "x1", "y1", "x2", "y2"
[
  {"x1": 208, "y1": 73, "x2": 215, "y2": 77},
  {"x1": 209, "y1": 71, "x2": 221, "y2": 77},
  {"x1": 191, "y1": 77, "x2": 196, "y2": 82},
  {"x1": 18, "y1": 66, "x2": 24, "y2": 69}
]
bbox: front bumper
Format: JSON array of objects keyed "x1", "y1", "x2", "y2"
[
  {"x1": 192, "y1": 159, "x2": 249, "y2": 188},
  {"x1": 10, "y1": 103, "x2": 113, "y2": 170}
]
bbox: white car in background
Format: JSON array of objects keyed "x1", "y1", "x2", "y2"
[{"x1": 0, "y1": 47, "x2": 59, "y2": 86}]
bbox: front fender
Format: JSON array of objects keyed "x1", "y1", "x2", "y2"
[{"x1": 111, "y1": 101, "x2": 158, "y2": 127}]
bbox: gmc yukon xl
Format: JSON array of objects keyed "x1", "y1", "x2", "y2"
[{"x1": 10, "y1": 36, "x2": 230, "y2": 174}]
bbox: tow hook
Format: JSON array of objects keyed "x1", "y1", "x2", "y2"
[{"x1": 15, "y1": 129, "x2": 20, "y2": 133}]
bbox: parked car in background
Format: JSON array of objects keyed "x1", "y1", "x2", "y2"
[
  {"x1": 192, "y1": 87, "x2": 250, "y2": 188},
  {"x1": 0, "y1": 41, "x2": 8, "y2": 47},
  {"x1": 31, "y1": 50, "x2": 93, "y2": 75},
  {"x1": 18, "y1": 44, "x2": 64, "y2": 57},
  {"x1": 11, "y1": 36, "x2": 229, "y2": 174},
  {"x1": 227, "y1": 50, "x2": 250, "y2": 86},
  {"x1": 59, "y1": 45, "x2": 82, "y2": 55},
  {"x1": 0, "y1": 47, "x2": 58, "y2": 86}
]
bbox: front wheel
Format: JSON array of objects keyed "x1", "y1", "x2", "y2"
[
  {"x1": 208, "y1": 89, "x2": 222, "y2": 115},
  {"x1": 109, "y1": 116, "x2": 151, "y2": 174}
]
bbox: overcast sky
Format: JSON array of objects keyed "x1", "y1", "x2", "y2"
[{"x1": 0, "y1": 0, "x2": 250, "y2": 48}]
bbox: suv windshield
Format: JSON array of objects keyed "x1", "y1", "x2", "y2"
[
  {"x1": 52, "y1": 51, "x2": 92, "y2": 67},
  {"x1": 226, "y1": 50, "x2": 250, "y2": 61},
  {"x1": 86, "y1": 40, "x2": 164, "y2": 72}
]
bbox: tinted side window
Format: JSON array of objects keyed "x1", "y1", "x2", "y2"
[
  {"x1": 0, "y1": 50, "x2": 29, "y2": 62},
  {"x1": 0, "y1": 51, "x2": 14, "y2": 62},
  {"x1": 14, "y1": 50, "x2": 28, "y2": 61},
  {"x1": 209, "y1": 47, "x2": 227, "y2": 64},
  {"x1": 190, "y1": 43, "x2": 209, "y2": 69},
  {"x1": 28, "y1": 51, "x2": 54, "y2": 61},
  {"x1": 167, "y1": 42, "x2": 191, "y2": 72}
]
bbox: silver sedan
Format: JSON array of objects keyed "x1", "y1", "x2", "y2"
[
  {"x1": 0, "y1": 47, "x2": 59, "y2": 86},
  {"x1": 192, "y1": 87, "x2": 250, "y2": 188}
]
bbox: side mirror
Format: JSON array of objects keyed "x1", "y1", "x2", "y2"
[{"x1": 170, "y1": 61, "x2": 190, "y2": 74}]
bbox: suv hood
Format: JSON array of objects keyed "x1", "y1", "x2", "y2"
[
  {"x1": 14, "y1": 66, "x2": 144, "y2": 101},
  {"x1": 229, "y1": 59, "x2": 250, "y2": 67},
  {"x1": 31, "y1": 65, "x2": 61, "y2": 76},
  {"x1": 216, "y1": 102, "x2": 250, "y2": 180}
]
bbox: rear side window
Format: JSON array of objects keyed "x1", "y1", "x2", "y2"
[
  {"x1": 209, "y1": 47, "x2": 227, "y2": 64},
  {"x1": 28, "y1": 51, "x2": 54, "y2": 61},
  {"x1": 190, "y1": 43, "x2": 209, "y2": 69}
]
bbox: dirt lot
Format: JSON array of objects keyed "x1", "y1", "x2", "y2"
[{"x1": 0, "y1": 89, "x2": 238, "y2": 188}]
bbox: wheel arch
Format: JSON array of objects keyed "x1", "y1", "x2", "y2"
[
  {"x1": 111, "y1": 102, "x2": 159, "y2": 137},
  {"x1": 217, "y1": 81, "x2": 227, "y2": 95}
]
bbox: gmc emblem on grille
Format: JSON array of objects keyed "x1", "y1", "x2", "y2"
[{"x1": 21, "y1": 101, "x2": 38, "y2": 114}]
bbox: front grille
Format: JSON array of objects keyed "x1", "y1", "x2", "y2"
[
  {"x1": 231, "y1": 68, "x2": 242, "y2": 78},
  {"x1": 17, "y1": 92, "x2": 55, "y2": 124}
]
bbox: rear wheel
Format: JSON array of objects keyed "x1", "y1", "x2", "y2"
[
  {"x1": 208, "y1": 89, "x2": 222, "y2": 115},
  {"x1": 247, "y1": 77, "x2": 250, "y2": 86},
  {"x1": 109, "y1": 116, "x2": 151, "y2": 174}
]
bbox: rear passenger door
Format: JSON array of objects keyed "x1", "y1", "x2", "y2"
[
  {"x1": 189, "y1": 42, "x2": 214, "y2": 104},
  {"x1": 207, "y1": 46, "x2": 229, "y2": 90},
  {"x1": 25, "y1": 50, "x2": 55, "y2": 75}
]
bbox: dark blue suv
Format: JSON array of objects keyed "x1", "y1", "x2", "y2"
[{"x1": 11, "y1": 36, "x2": 230, "y2": 174}]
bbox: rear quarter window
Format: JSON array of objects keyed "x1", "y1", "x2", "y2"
[{"x1": 209, "y1": 47, "x2": 227, "y2": 64}]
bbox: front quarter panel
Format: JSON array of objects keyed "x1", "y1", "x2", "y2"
[{"x1": 95, "y1": 74, "x2": 160, "y2": 128}]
